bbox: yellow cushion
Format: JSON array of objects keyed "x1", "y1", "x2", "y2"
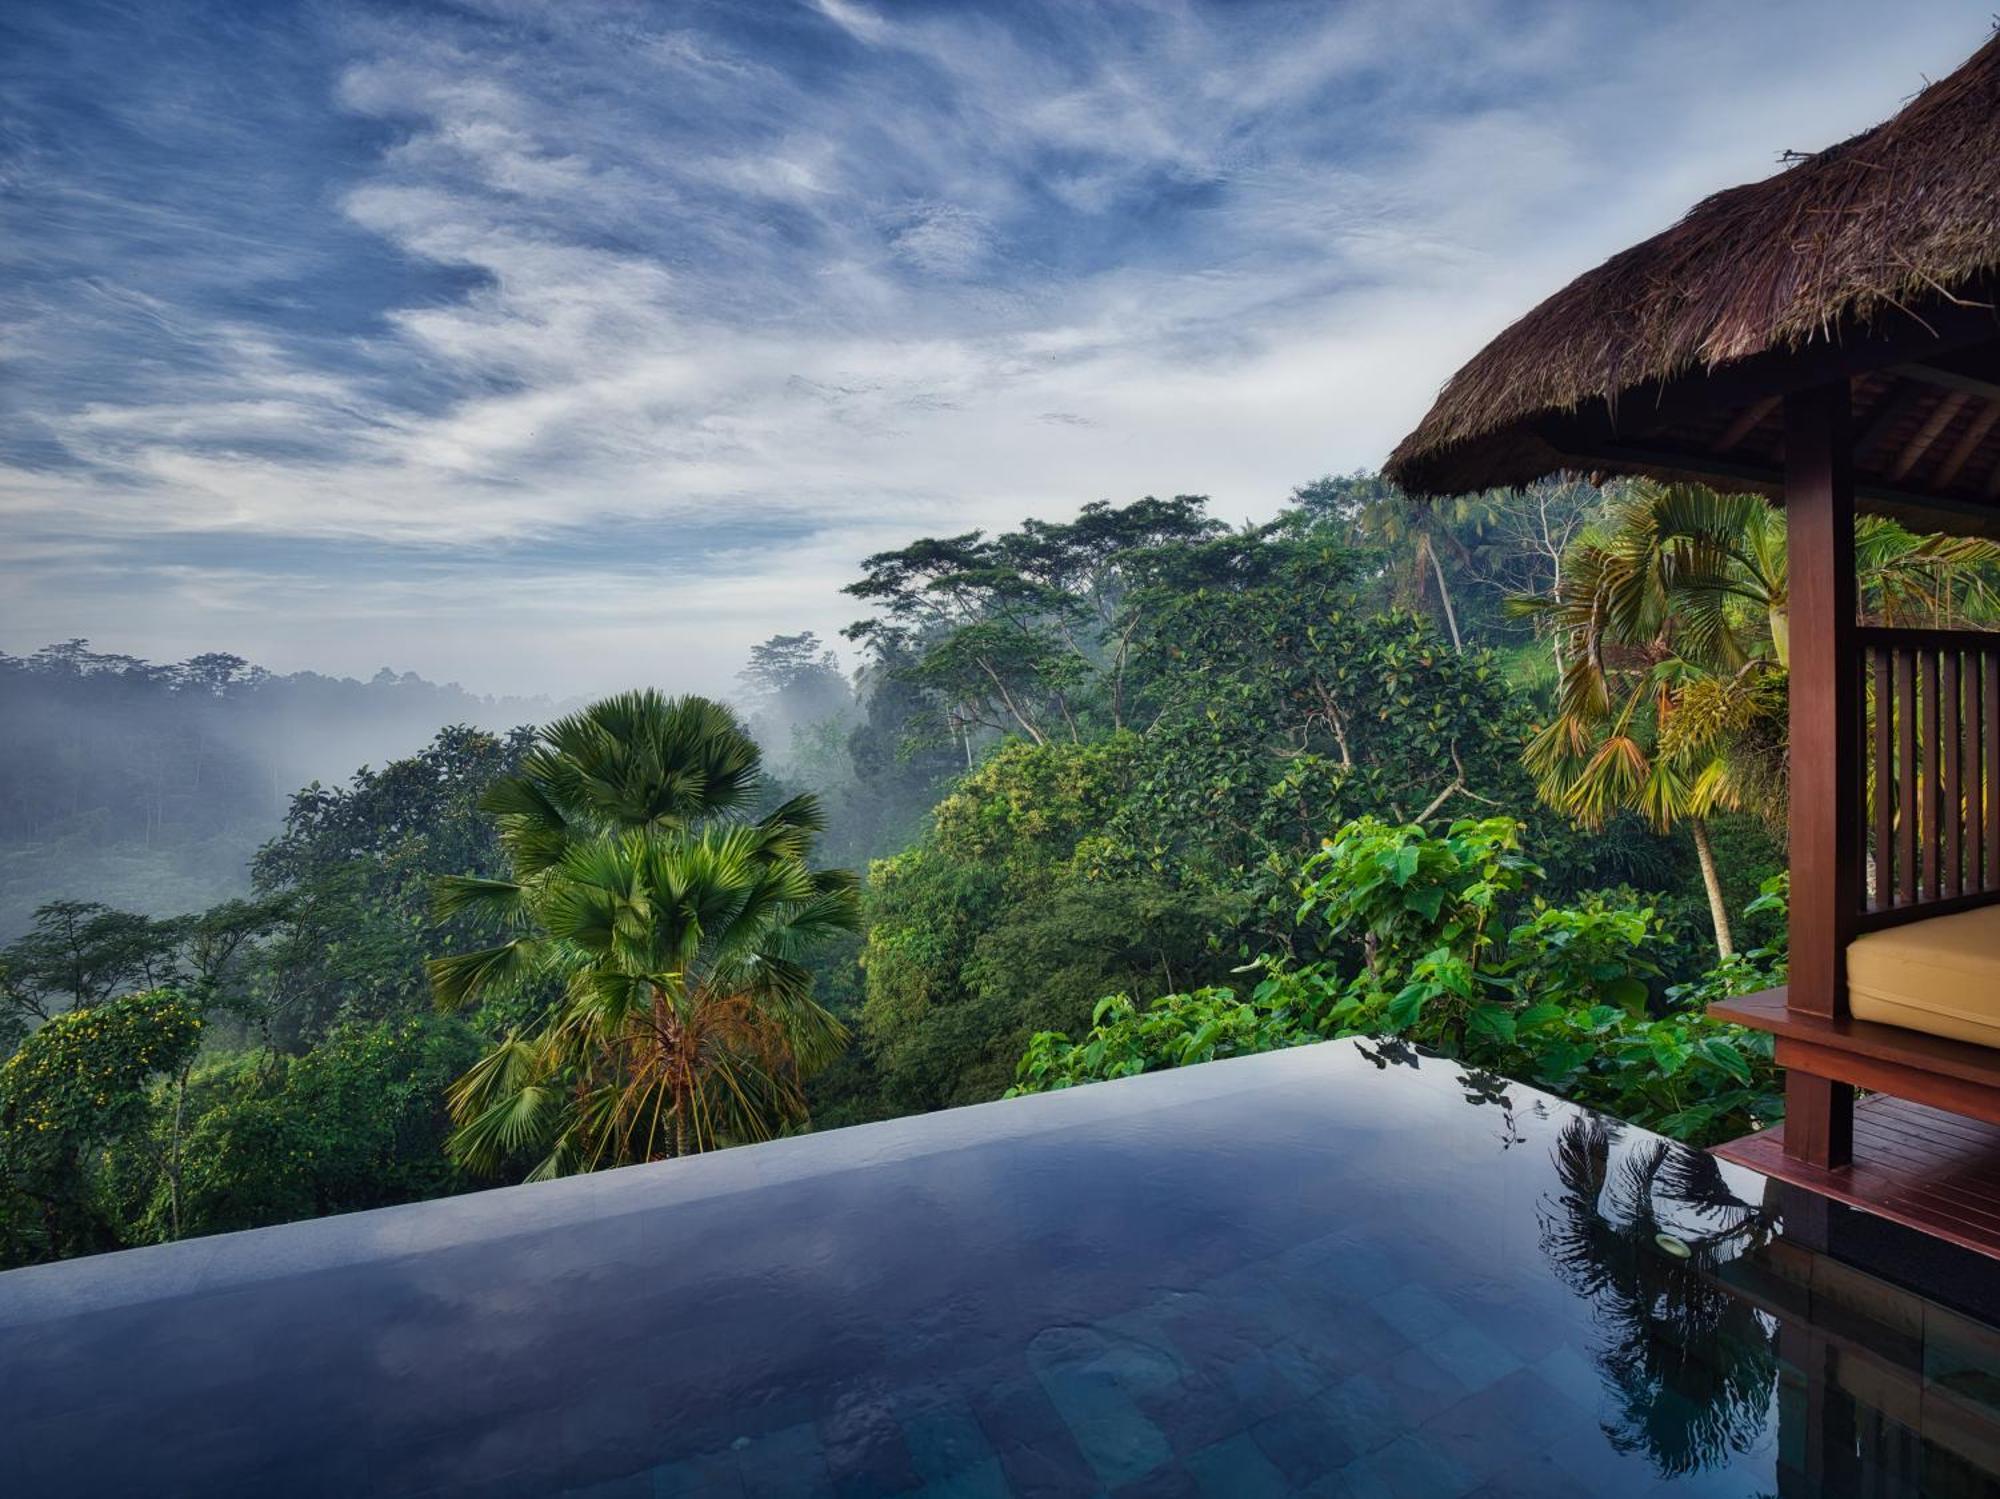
[{"x1": 1847, "y1": 905, "x2": 2000, "y2": 1048}]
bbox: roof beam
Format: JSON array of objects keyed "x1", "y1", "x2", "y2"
[
  {"x1": 1935, "y1": 401, "x2": 2000, "y2": 489},
  {"x1": 1889, "y1": 390, "x2": 1968, "y2": 480},
  {"x1": 1559, "y1": 298, "x2": 2000, "y2": 453},
  {"x1": 1853, "y1": 382, "x2": 1929, "y2": 463},
  {"x1": 1894, "y1": 361, "x2": 2000, "y2": 406},
  {"x1": 1718, "y1": 395, "x2": 1779, "y2": 451},
  {"x1": 1550, "y1": 439, "x2": 2000, "y2": 535}
]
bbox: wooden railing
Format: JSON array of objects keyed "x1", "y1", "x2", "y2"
[{"x1": 1858, "y1": 626, "x2": 2000, "y2": 929}]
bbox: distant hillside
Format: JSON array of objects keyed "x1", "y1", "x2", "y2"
[{"x1": 0, "y1": 641, "x2": 565, "y2": 937}]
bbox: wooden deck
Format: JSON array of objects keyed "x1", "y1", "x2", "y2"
[
  {"x1": 1714, "y1": 1095, "x2": 2000, "y2": 1260},
  {"x1": 1713, "y1": 986, "x2": 2000, "y2": 1128}
]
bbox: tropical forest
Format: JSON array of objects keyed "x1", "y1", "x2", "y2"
[{"x1": 7, "y1": 472, "x2": 1998, "y2": 1268}]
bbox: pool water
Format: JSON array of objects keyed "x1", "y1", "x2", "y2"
[{"x1": 3, "y1": 1039, "x2": 1997, "y2": 1496}]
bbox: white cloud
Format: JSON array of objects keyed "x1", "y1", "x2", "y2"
[{"x1": 3, "y1": 0, "x2": 1992, "y2": 695}]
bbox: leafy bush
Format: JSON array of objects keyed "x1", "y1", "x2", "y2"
[
  {"x1": 0, "y1": 988, "x2": 203, "y2": 1265},
  {"x1": 1011, "y1": 819, "x2": 1783, "y2": 1146},
  {"x1": 1012, "y1": 988, "x2": 1314, "y2": 1093},
  {"x1": 160, "y1": 1015, "x2": 485, "y2": 1238}
]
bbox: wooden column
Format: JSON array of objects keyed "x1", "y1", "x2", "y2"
[{"x1": 1785, "y1": 381, "x2": 1858, "y2": 1168}]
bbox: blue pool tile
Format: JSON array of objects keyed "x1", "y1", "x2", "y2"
[
  {"x1": 1419, "y1": 1320, "x2": 1525, "y2": 1394},
  {"x1": 913, "y1": 1457, "x2": 1011, "y2": 1499},
  {"x1": 819, "y1": 1392, "x2": 921, "y2": 1496},
  {"x1": 732, "y1": 1421, "x2": 829, "y2": 1499},
  {"x1": 1131, "y1": 1367, "x2": 1251, "y2": 1457},
  {"x1": 1325, "y1": 1238, "x2": 1409, "y2": 1300},
  {"x1": 1310, "y1": 1375, "x2": 1405, "y2": 1459},
  {"x1": 1368, "y1": 1343, "x2": 1469, "y2": 1428},
  {"x1": 649, "y1": 1449, "x2": 745, "y2": 1497},
  {"x1": 1423, "y1": 1368, "x2": 1585, "y2": 1481},
  {"x1": 1462, "y1": 1449, "x2": 1603, "y2": 1499},
  {"x1": 1248, "y1": 1399, "x2": 1355, "y2": 1485},
  {"x1": 1287, "y1": 1298, "x2": 1413, "y2": 1385},
  {"x1": 1526, "y1": 1344, "x2": 1605, "y2": 1413},
  {"x1": 564, "y1": 1472, "x2": 655, "y2": 1499},
  {"x1": 1374, "y1": 1284, "x2": 1462, "y2": 1346},
  {"x1": 1029, "y1": 1328, "x2": 1176, "y2": 1487},
  {"x1": 1338, "y1": 1432, "x2": 1479, "y2": 1499},
  {"x1": 899, "y1": 1403, "x2": 994, "y2": 1487},
  {"x1": 1109, "y1": 1461, "x2": 1201, "y2": 1498},
  {"x1": 1220, "y1": 1347, "x2": 1307, "y2": 1423},
  {"x1": 1184, "y1": 1431, "x2": 1292, "y2": 1498},
  {"x1": 967, "y1": 1370, "x2": 1099, "y2": 1497}
]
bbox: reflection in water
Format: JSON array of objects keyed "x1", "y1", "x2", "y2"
[
  {"x1": 9, "y1": 1037, "x2": 1997, "y2": 1495},
  {"x1": 1540, "y1": 1114, "x2": 1779, "y2": 1478}
]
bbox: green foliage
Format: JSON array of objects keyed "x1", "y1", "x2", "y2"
[
  {"x1": 1012, "y1": 820, "x2": 1783, "y2": 1148},
  {"x1": 858, "y1": 733, "x2": 1249, "y2": 1111},
  {"x1": 854, "y1": 539, "x2": 1539, "y2": 1115},
  {"x1": 1665, "y1": 875, "x2": 1790, "y2": 1011},
  {"x1": 1011, "y1": 988, "x2": 1311, "y2": 1093},
  {"x1": 431, "y1": 692, "x2": 860, "y2": 1177},
  {"x1": 163, "y1": 1016, "x2": 485, "y2": 1238},
  {"x1": 0, "y1": 899, "x2": 190, "y2": 1049},
  {"x1": 245, "y1": 723, "x2": 535, "y2": 1044},
  {"x1": 0, "y1": 988, "x2": 203, "y2": 1264}
]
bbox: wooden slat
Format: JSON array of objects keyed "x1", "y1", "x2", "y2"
[
  {"x1": 1985, "y1": 652, "x2": 2000, "y2": 891},
  {"x1": 1856, "y1": 885, "x2": 2000, "y2": 933},
  {"x1": 1777, "y1": 1037, "x2": 2000, "y2": 1131},
  {"x1": 1712, "y1": 987, "x2": 2000, "y2": 1090},
  {"x1": 1944, "y1": 650, "x2": 1963, "y2": 898},
  {"x1": 1969, "y1": 650, "x2": 1987, "y2": 895},
  {"x1": 1717, "y1": 394, "x2": 1778, "y2": 450},
  {"x1": 1936, "y1": 401, "x2": 2000, "y2": 490},
  {"x1": 1712, "y1": 1095, "x2": 2000, "y2": 1261},
  {"x1": 1858, "y1": 625, "x2": 2000, "y2": 652},
  {"x1": 1855, "y1": 381, "x2": 1929, "y2": 464},
  {"x1": 1896, "y1": 648, "x2": 1918, "y2": 905},
  {"x1": 1922, "y1": 648, "x2": 1941, "y2": 900},
  {"x1": 1889, "y1": 390, "x2": 1967, "y2": 481},
  {"x1": 1872, "y1": 648, "x2": 1893, "y2": 909}
]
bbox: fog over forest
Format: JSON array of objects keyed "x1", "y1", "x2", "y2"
[{"x1": 0, "y1": 642, "x2": 570, "y2": 937}]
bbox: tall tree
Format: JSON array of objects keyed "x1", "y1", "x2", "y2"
[
  {"x1": 842, "y1": 495, "x2": 1223, "y2": 753},
  {"x1": 427, "y1": 692, "x2": 859, "y2": 1176},
  {"x1": 1518, "y1": 482, "x2": 2000, "y2": 957}
]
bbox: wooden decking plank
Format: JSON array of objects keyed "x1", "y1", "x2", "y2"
[{"x1": 1712, "y1": 1095, "x2": 2000, "y2": 1260}]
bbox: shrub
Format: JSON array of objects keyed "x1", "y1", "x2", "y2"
[{"x1": 1011, "y1": 820, "x2": 1784, "y2": 1146}]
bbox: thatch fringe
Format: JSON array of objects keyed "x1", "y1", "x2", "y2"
[{"x1": 1387, "y1": 29, "x2": 2000, "y2": 495}]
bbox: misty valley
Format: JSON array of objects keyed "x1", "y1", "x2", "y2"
[{"x1": 4, "y1": 473, "x2": 1887, "y2": 1265}]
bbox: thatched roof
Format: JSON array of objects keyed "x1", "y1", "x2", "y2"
[{"x1": 1387, "y1": 30, "x2": 2000, "y2": 502}]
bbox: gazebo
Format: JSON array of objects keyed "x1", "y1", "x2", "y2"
[{"x1": 1387, "y1": 31, "x2": 2000, "y2": 1256}]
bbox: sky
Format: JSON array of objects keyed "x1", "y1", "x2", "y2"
[{"x1": 1, "y1": 0, "x2": 1991, "y2": 698}]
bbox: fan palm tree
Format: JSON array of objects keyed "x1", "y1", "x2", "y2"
[
  {"x1": 1517, "y1": 482, "x2": 2000, "y2": 958},
  {"x1": 426, "y1": 692, "x2": 859, "y2": 1177}
]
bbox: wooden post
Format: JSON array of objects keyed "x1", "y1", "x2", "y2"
[{"x1": 1785, "y1": 381, "x2": 1858, "y2": 1168}]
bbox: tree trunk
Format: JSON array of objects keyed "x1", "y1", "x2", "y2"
[
  {"x1": 1688, "y1": 816, "x2": 1736, "y2": 960},
  {"x1": 1425, "y1": 537, "x2": 1464, "y2": 653}
]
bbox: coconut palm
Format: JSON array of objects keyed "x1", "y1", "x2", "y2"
[
  {"x1": 426, "y1": 692, "x2": 859, "y2": 1177},
  {"x1": 1517, "y1": 481, "x2": 2000, "y2": 958},
  {"x1": 1538, "y1": 1114, "x2": 1778, "y2": 1478}
]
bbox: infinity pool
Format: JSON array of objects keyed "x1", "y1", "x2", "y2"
[{"x1": 3, "y1": 1039, "x2": 1997, "y2": 1496}]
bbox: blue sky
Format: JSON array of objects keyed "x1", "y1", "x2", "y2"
[{"x1": 1, "y1": 0, "x2": 1990, "y2": 696}]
